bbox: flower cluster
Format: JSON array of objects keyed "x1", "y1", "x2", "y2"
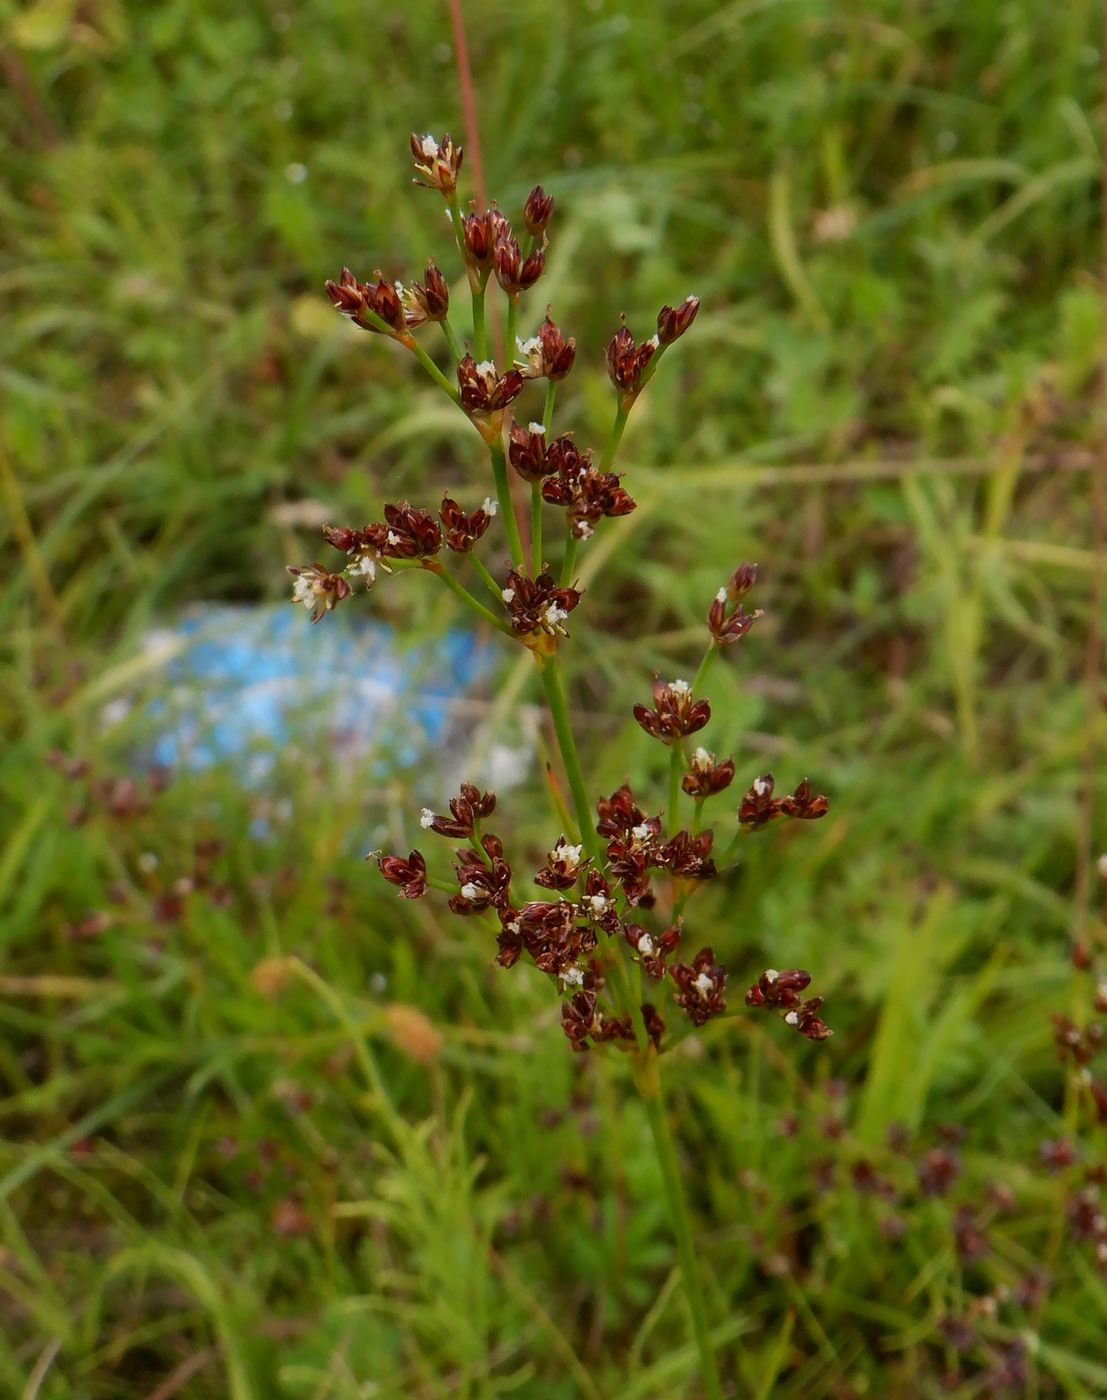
[{"x1": 293, "y1": 132, "x2": 831, "y2": 1065}]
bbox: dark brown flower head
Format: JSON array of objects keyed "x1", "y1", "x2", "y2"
[
  {"x1": 540, "y1": 445, "x2": 636, "y2": 540},
  {"x1": 604, "y1": 317, "x2": 658, "y2": 405},
  {"x1": 439, "y1": 495, "x2": 496, "y2": 553},
  {"x1": 596, "y1": 784, "x2": 647, "y2": 839},
  {"x1": 745, "y1": 968, "x2": 832, "y2": 1040},
  {"x1": 516, "y1": 314, "x2": 577, "y2": 381},
  {"x1": 641, "y1": 1003, "x2": 666, "y2": 1049},
  {"x1": 577, "y1": 871, "x2": 619, "y2": 932},
  {"x1": 738, "y1": 773, "x2": 780, "y2": 827},
  {"x1": 499, "y1": 900, "x2": 596, "y2": 977},
  {"x1": 500, "y1": 568, "x2": 582, "y2": 641},
  {"x1": 656, "y1": 295, "x2": 700, "y2": 347},
  {"x1": 404, "y1": 261, "x2": 450, "y2": 325},
  {"x1": 534, "y1": 836, "x2": 588, "y2": 891},
  {"x1": 324, "y1": 268, "x2": 407, "y2": 336},
  {"x1": 376, "y1": 850, "x2": 427, "y2": 900},
  {"x1": 707, "y1": 585, "x2": 763, "y2": 648},
  {"x1": 744, "y1": 967, "x2": 813, "y2": 1010},
  {"x1": 449, "y1": 841, "x2": 512, "y2": 915},
  {"x1": 918, "y1": 1146, "x2": 960, "y2": 1198},
  {"x1": 671, "y1": 947, "x2": 727, "y2": 1027},
  {"x1": 322, "y1": 524, "x2": 360, "y2": 554},
  {"x1": 633, "y1": 677, "x2": 710, "y2": 744},
  {"x1": 682, "y1": 747, "x2": 736, "y2": 799},
  {"x1": 288, "y1": 563, "x2": 352, "y2": 623},
  {"x1": 559, "y1": 989, "x2": 633, "y2": 1053},
  {"x1": 419, "y1": 783, "x2": 496, "y2": 839},
  {"x1": 365, "y1": 502, "x2": 442, "y2": 560},
  {"x1": 1039, "y1": 1138, "x2": 1079, "y2": 1173},
  {"x1": 728, "y1": 562, "x2": 758, "y2": 599},
  {"x1": 623, "y1": 920, "x2": 682, "y2": 980},
  {"x1": 456, "y1": 354, "x2": 525, "y2": 416},
  {"x1": 779, "y1": 779, "x2": 830, "y2": 820},
  {"x1": 523, "y1": 185, "x2": 555, "y2": 236},
  {"x1": 459, "y1": 207, "x2": 512, "y2": 279},
  {"x1": 508, "y1": 422, "x2": 556, "y2": 483},
  {"x1": 494, "y1": 235, "x2": 545, "y2": 298},
  {"x1": 410, "y1": 132, "x2": 463, "y2": 196},
  {"x1": 653, "y1": 829, "x2": 717, "y2": 882}
]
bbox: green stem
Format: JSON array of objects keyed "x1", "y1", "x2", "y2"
[
  {"x1": 668, "y1": 743, "x2": 683, "y2": 838},
  {"x1": 472, "y1": 281, "x2": 489, "y2": 360},
  {"x1": 505, "y1": 298, "x2": 518, "y2": 363},
  {"x1": 542, "y1": 381, "x2": 557, "y2": 434},
  {"x1": 531, "y1": 484, "x2": 544, "y2": 576},
  {"x1": 534, "y1": 654, "x2": 599, "y2": 860},
  {"x1": 469, "y1": 553, "x2": 503, "y2": 603},
  {"x1": 599, "y1": 403, "x2": 630, "y2": 472},
  {"x1": 638, "y1": 1068, "x2": 724, "y2": 1400},
  {"x1": 441, "y1": 318, "x2": 463, "y2": 362},
  {"x1": 489, "y1": 439, "x2": 526, "y2": 570},
  {"x1": 429, "y1": 563, "x2": 513, "y2": 636},
  {"x1": 560, "y1": 535, "x2": 578, "y2": 588},
  {"x1": 692, "y1": 645, "x2": 719, "y2": 695},
  {"x1": 410, "y1": 342, "x2": 460, "y2": 401}
]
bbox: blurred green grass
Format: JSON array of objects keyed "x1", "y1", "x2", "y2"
[{"x1": 1, "y1": 0, "x2": 1104, "y2": 1395}]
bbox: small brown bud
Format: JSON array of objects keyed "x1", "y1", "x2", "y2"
[
  {"x1": 656, "y1": 295, "x2": 700, "y2": 346},
  {"x1": 523, "y1": 185, "x2": 555, "y2": 235}
]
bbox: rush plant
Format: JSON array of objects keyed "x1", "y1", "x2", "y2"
[{"x1": 290, "y1": 132, "x2": 832, "y2": 1393}]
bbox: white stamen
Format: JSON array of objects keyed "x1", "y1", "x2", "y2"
[
  {"x1": 669, "y1": 679, "x2": 691, "y2": 697},
  {"x1": 528, "y1": 421, "x2": 546, "y2": 435},
  {"x1": 501, "y1": 587, "x2": 516, "y2": 603},
  {"x1": 575, "y1": 522, "x2": 595, "y2": 539},
  {"x1": 562, "y1": 966, "x2": 585, "y2": 988},
  {"x1": 542, "y1": 602, "x2": 568, "y2": 628},
  {"x1": 648, "y1": 333, "x2": 660, "y2": 349},
  {"x1": 753, "y1": 777, "x2": 769, "y2": 797},
  {"x1": 694, "y1": 971, "x2": 715, "y2": 998},
  {"x1": 459, "y1": 882, "x2": 481, "y2": 901},
  {"x1": 419, "y1": 809, "x2": 435, "y2": 829},
  {"x1": 692, "y1": 746, "x2": 712, "y2": 769},
  {"x1": 291, "y1": 576, "x2": 315, "y2": 608},
  {"x1": 348, "y1": 555, "x2": 376, "y2": 581},
  {"x1": 784, "y1": 1010, "x2": 801, "y2": 1026},
  {"x1": 553, "y1": 840, "x2": 583, "y2": 869},
  {"x1": 482, "y1": 496, "x2": 498, "y2": 516},
  {"x1": 420, "y1": 134, "x2": 438, "y2": 158},
  {"x1": 631, "y1": 823, "x2": 651, "y2": 841},
  {"x1": 716, "y1": 587, "x2": 728, "y2": 604},
  {"x1": 585, "y1": 894, "x2": 608, "y2": 916},
  {"x1": 516, "y1": 336, "x2": 540, "y2": 354},
  {"x1": 386, "y1": 530, "x2": 401, "y2": 547},
  {"x1": 638, "y1": 934, "x2": 655, "y2": 957},
  {"x1": 764, "y1": 968, "x2": 779, "y2": 983},
  {"x1": 476, "y1": 359, "x2": 496, "y2": 376}
]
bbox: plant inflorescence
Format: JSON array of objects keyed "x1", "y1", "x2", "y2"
[{"x1": 291, "y1": 130, "x2": 836, "y2": 1392}]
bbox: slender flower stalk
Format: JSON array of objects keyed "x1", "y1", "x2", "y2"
[
  {"x1": 299, "y1": 132, "x2": 831, "y2": 1393},
  {"x1": 637, "y1": 1064, "x2": 725, "y2": 1400}
]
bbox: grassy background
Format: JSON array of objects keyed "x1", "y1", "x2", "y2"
[{"x1": 1, "y1": 0, "x2": 1105, "y2": 1395}]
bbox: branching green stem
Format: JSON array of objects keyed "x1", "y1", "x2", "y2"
[
  {"x1": 637, "y1": 1068, "x2": 725, "y2": 1400},
  {"x1": 489, "y1": 439, "x2": 526, "y2": 570},
  {"x1": 472, "y1": 281, "x2": 489, "y2": 360},
  {"x1": 542, "y1": 381, "x2": 557, "y2": 434},
  {"x1": 599, "y1": 403, "x2": 630, "y2": 472},
  {"x1": 505, "y1": 299, "x2": 518, "y2": 363},
  {"x1": 560, "y1": 536, "x2": 578, "y2": 588},
  {"x1": 427, "y1": 562, "x2": 513, "y2": 636},
  {"x1": 440, "y1": 318, "x2": 463, "y2": 362},
  {"x1": 469, "y1": 552, "x2": 503, "y2": 603},
  {"x1": 668, "y1": 743, "x2": 683, "y2": 838},
  {"x1": 411, "y1": 342, "x2": 460, "y2": 401},
  {"x1": 531, "y1": 485, "x2": 544, "y2": 576},
  {"x1": 691, "y1": 644, "x2": 719, "y2": 695},
  {"x1": 534, "y1": 653, "x2": 598, "y2": 860}
]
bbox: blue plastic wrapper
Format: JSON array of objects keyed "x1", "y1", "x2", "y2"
[{"x1": 139, "y1": 605, "x2": 494, "y2": 776}]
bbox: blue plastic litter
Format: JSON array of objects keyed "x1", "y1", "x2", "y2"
[{"x1": 139, "y1": 605, "x2": 493, "y2": 774}]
